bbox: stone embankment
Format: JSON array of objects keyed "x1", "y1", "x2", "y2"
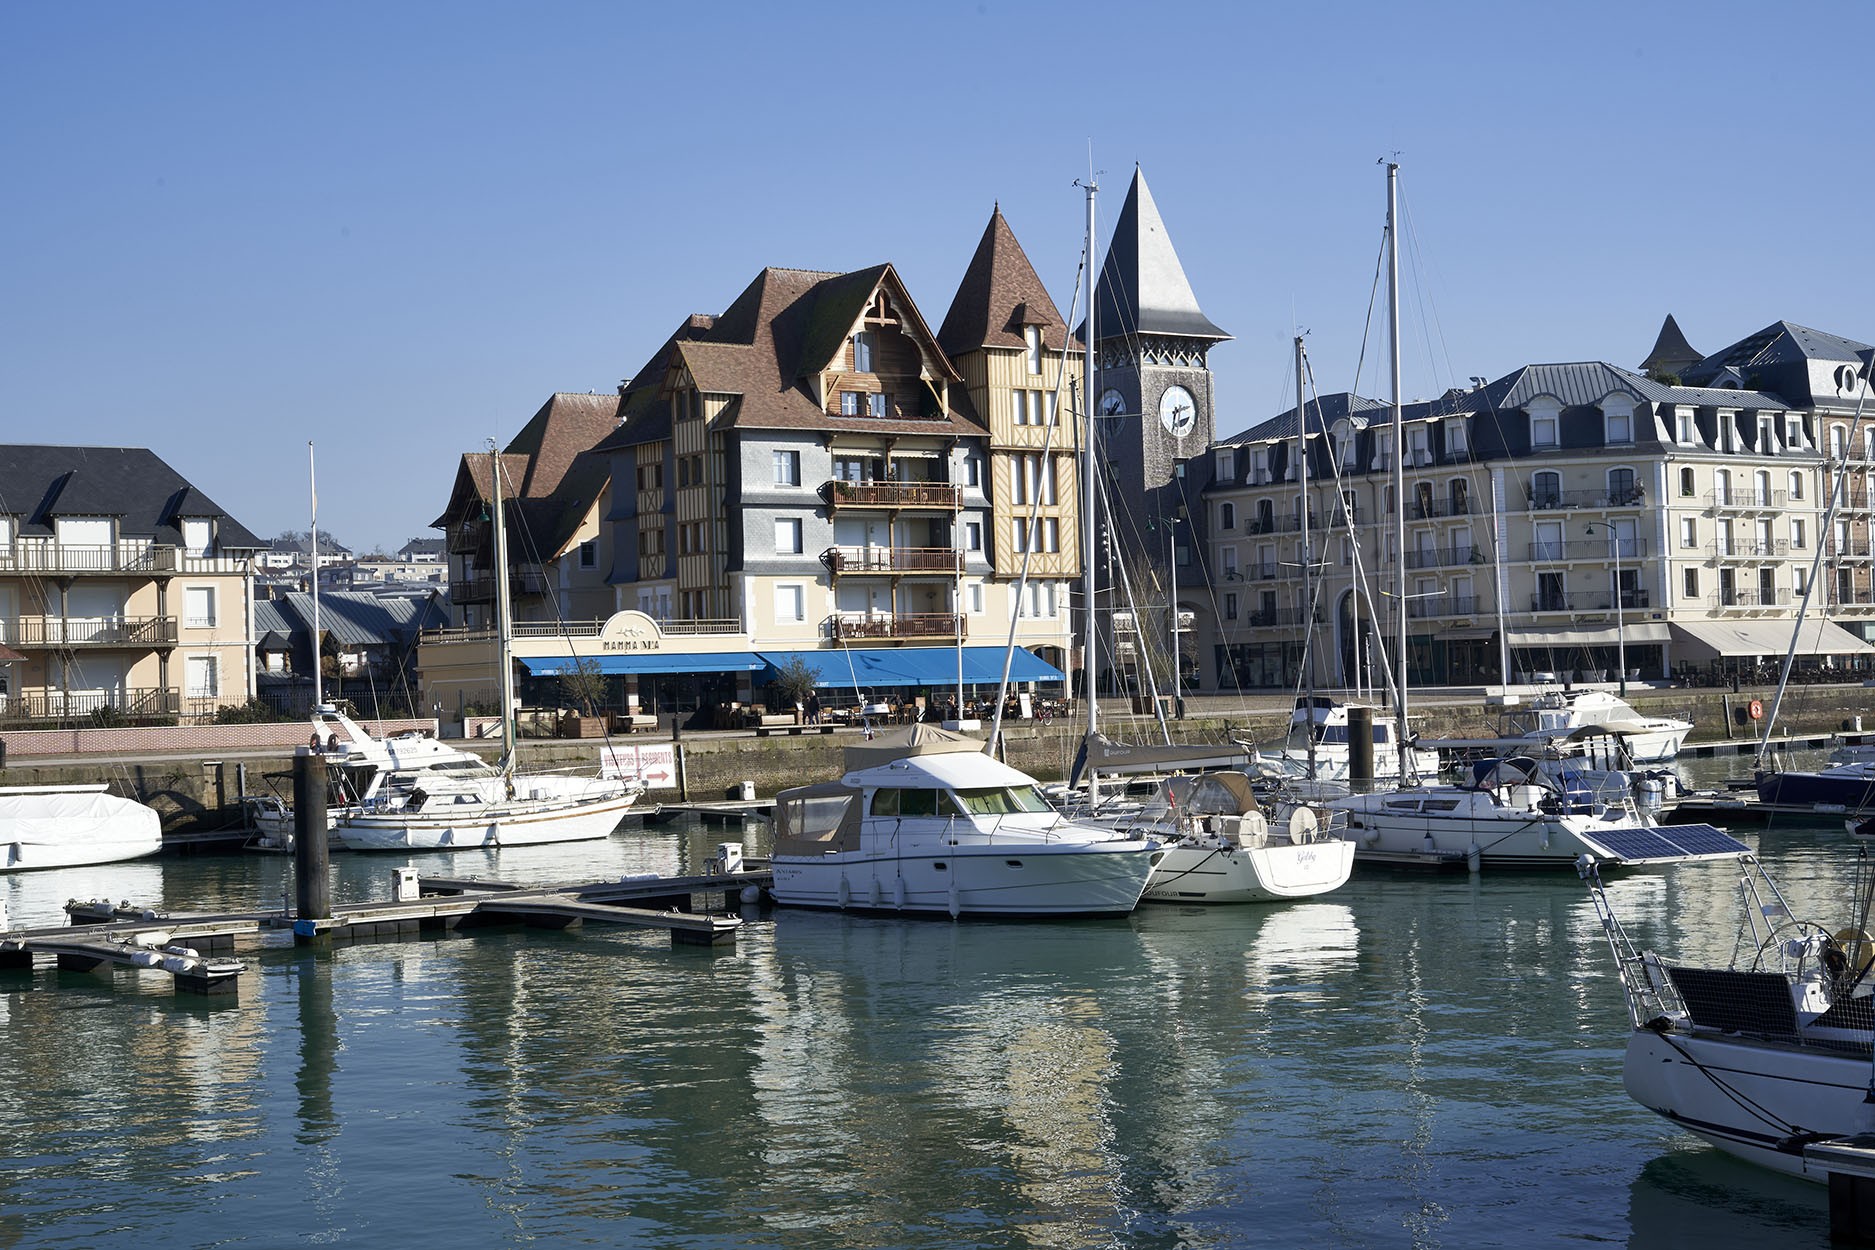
[{"x1": 4, "y1": 685, "x2": 1872, "y2": 834}]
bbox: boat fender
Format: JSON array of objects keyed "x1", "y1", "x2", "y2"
[
  {"x1": 837, "y1": 875, "x2": 850, "y2": 909},
  {"x1": 131, "y1": 950, "x2": 163, "y2": 968},
  {"x1": 160, "y1": 956, "x2": 195, "y2": 974},
  {"x1": 948, "y1": 879, "x2": 961, "y2": 920},
  {"x1": 868, "y1": 878, "x2": 882, "y2": 908},
  {"x1": 893, "y1": 876, "x2": 907, "y2": 909},
  {"x1": 1834, "y1": 928, "x2": 1875, "y2": 975},
  {"x1": 1466, "y1": 843, "x2": 1481, "y2": 874}
]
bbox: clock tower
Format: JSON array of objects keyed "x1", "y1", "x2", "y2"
[{"x1": 1081, "y1": 166, "x2": 1229, "y2": 560}]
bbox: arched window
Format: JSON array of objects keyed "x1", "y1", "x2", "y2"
[
  {"x1": 1531, "y1": 471, "x2": 1560, "y2": 508},
  {"x1": 1608, "y1": 468, "x2": 1638, "y2": 505},
  {"x1": 1790, "y1": 471, "x2": 1804, "y2": 501},
  {"x1": 1679, "y1": 467, "x2": 1695, "y2": 497},
  {"x1": 1450, "y1": 479, "x2": 1469, "y2": 515},
  {"x1": 1219, "y1": 502, "x2": 1236, "y2": 531},
  {"x1": 1754, "y1": 470, "x2": 1772, "y2": 507}
]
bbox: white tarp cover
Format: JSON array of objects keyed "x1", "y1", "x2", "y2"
[{"x1": 0, "y1": 786, "x2": 162, "y2": 867}]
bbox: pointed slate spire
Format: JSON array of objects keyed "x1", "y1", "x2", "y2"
[
  {"x1": 1082, "y1": 166, "x2": 1228, "y2": 343},
  {"x1": 1640, "y1": 314, "x2": 1700, "y2": 378},
  {"x1": 937, "y1": 207, "x2": 1071, "y2": 359}
]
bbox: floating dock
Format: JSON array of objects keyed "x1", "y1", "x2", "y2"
[{"x1": 2, "y1": 864, "x2": 770, "y2": 998}]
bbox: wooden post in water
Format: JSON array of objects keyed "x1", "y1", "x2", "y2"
[
  {"x1": 293, "y1": 751, "x2": 331, "y2": 941},
  {"x1": 1348, "y1": 706, "x2": 1375, "y2": 794}
]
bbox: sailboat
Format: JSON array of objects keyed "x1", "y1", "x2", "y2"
[
  {"x1": 1066, "y1": 177, "x2": 1350, "y2": 903},
  {"x1": 1582, "y1": 848, "x2": 1875, "y2": 1180},
  {"x1": 298, "y1": 444, "x2": 642, "y2": 853},
  {"x1": 1325, "y1": 164, "x2": 1743, "y2": 871}
]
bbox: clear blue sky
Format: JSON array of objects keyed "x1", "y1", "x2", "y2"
[{"x1": 5, "y1": 1, "x2": 1870, "y2": 555}]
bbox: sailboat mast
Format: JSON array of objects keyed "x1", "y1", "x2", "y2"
[
  {"x1": 1386, "y1": 161, "x2": 1408, "y2": 782},
  {"x1": 1081, "y1": 176, "x2": 1100, "y2": 807},
  {"x1": 308, "y1": 440, "x2": 323, "y2": 710},
  {"x1": 1297, "y1": 336, "x2": 1318, "y2": 781},
  {"x1": 490, "y1": 441, "x2": 517, "y2": 777}
]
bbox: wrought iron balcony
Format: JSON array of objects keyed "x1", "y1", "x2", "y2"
[
  {"x1": 0, "y1": 687, "x2": 181, "y2": 724},
  {"x1": 821, "y1": 546, "x2": 964, "y2": 575},
  {"x1": 1528, "y1": 591, "x2": 1650, "y2": 613},
  {"x1": 1710, "y1": 588, "x2": 1790, "y2": 610},
  {"x1": 1526, "y1": 487, "x2": 1647, "y2": 511},
  {"x1": 1707, "y1": 488, "x2": 1787, "y2": 510}
]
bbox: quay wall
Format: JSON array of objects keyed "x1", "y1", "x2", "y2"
[{"x1": 5, "y1": 687, "x2": 1873, "y2": 832}]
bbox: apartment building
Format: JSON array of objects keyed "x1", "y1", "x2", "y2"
[
  {"x1": 1203, "y1": 320, "x2": 1874, "y2": 691},
  {"x1": 0, "y1": 445, "x2": 263, "y2": 723}
]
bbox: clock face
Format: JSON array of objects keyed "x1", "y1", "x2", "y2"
[
  {"x1": 1098, "y1": 388, "x2": 1126, "y2": 417},
  {"x1": 1159, "y1": 385, "x2": 1196, "y2": 438}
]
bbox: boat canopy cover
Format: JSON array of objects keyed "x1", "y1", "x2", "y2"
[
  {"x1": 841, "y1": 724, "x2": 984, "y2": 771},
  {"x1": 771, "y1": 781, "x2": 862, "y2": 857},
  {"x1": 1140, "y1": 771, "x2": 1261, "y2": 819},
  {"x1": 1083, "y1": 732, "x2": 1250, "y2": 776},
  {"x1": 0, "y1": 787, "x2": 161, "y2": 852}
]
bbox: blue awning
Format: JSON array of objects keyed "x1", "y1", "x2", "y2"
[
  {"x1": 756, "y1": 646, "x2": 1064, "y2": 688},
  {"x1": 519, "y1": 652, "x2": 766, "y2": 677}
]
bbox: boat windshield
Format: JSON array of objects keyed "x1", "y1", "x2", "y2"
[{"x1": 952, "y1": 786, "x2": 1054, "y2": 815}]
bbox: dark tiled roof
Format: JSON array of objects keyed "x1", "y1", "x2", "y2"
[
  {"x1": 0, "y1": 445, "x2": 263, "y2": 548},
  {"x1": 936, "y1": 208, "x2": 1077, "y2": 358},
  {"x1": 1223, "y1": 393, "x2": 1388, "y2": 444},
  {"x1": 1640, "y1": 314, "x2": 1701, "y2": 374},
  {"x1": 503, "y1": 393, "x2": 622, "y2": 498},
  {"x1": 1081, "y1": 167, "x2": 1228, "y2": 343},
  {"x1": 276, "y1": 590, "x2": 449, "y2": 647},
  {"x1": 1440, "y1": 362, "x2": 1788, "y2": 415}
]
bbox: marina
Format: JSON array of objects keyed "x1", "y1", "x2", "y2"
[{"x1": 0, "y1": 795, "x2": 1845, "y2": 1247}]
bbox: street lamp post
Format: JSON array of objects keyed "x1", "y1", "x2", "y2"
[{"x1": 1586, "y1": 522, "x2": 1627, "y2": 695}]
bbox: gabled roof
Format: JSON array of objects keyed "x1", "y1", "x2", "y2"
[
  {"x1": 602, "y1": 263, "x2": 980, "y2": 440},
  {"x1": 936, "y1": 207, "x2": 1077, "y2": 358},
  {"x1": 0, "y1": 445, "x2": 263, "y2": 548},
  {"x1": 1640, "y1": 314, "x2": 1701, "y2": 375},
  {"x1": 1082, "y1": 167, "x2": 1228, "y2": 343}
]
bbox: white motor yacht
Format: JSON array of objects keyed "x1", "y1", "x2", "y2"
[
  {"x1": 0, "y1": 784, "x2": 163, "y2": 871},
  {"x1": 1105, "y1": 772, "x2": 1354, "y2": 904},
  {"x1": 1502, "y1": 688, "x2": 1692, "y2": 764},
  {"x1": 769, "y1": 729, "x2": 1161, "y2": 918},
  {"x1": 1257, "y1": 697, "x2": 1439, "y2": 790},
  {"x1": 1582, "y1": 851, "x2": 1875, "y2": 1179},
  {"x1": 1328, "y1": 755, "x2": 1746, "y2": 870}
]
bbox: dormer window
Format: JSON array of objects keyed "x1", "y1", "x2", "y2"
[
  {"x1": 1215, "y1": 449, "x2": 1234, "y2": 480},
  {"x1": 1604, "y1": 405, "x2": 1632, "y2": 445},
  {"x1": 1024, "y1": 326, "x2": 1042, "y2": 375},
  {"x1": 1530, "y1": 406, "x2": 1559, "y2": 449},
  {"x1": 181, "y1": 518, "x2": 212, "y2": 556},
  {"x1": 852, "y1": 332, "x2": 875, "y2": 373}
]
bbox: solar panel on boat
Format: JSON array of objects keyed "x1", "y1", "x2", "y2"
[{"x1": 1577, "y1": 823, "x2": 1750, "y2": 864}]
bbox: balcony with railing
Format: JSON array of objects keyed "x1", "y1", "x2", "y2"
[
  {"x1": 1404, "y1": 545, "x2": 1486, "y2": 570},
  {"x1": 0, "y1": 543, "x2": 249, "y2": 577},
  {"x1": 821, "y1": 546, "x2": 964, "y2": 576},
  {"x1": 829, "y1": 612, "x2": 965, "y2": 642},
  {"x1": 819, "y1": 480, "x2": 961, "y2": 511},
  {"x1": 1529, "y1": 538, "x2": 1649, "y2": 562},
  {"x1": 8, "y1": 615, "x2": 179, "y2": 647},
  {"x1": 1827, "y1": 537, "x2": 1875, "y2": 562},
  {"x1": 1233, "y1": 606, "x2": 1320, "y2": 631},
  {"x1": 1710, "y1": 588, "x2": 1790, "y2": 610},
  {"x1": 452, "y1": 568, "x2": 553, "y2": 604},
  {"x1": 0, "y1": 687, "x2": 182, "y2": 724},
  {"x1": 1408, "y1": 496, "x2": 1474, "y2": 520},
  {"x1": 1526, "y1": 487, "x2": 1647, "y2": 511},
  {"x1": 1529, "y1": 590, "x2": 1651, "y2": 613},
  {"x1": 1407, "y1": 593, "x2": 1488, "y2": 620},
  {"x1": 1834, "y1": 587, "x2": 1875, "y2": 612},
  {"x1": 1707, "y1": 488, "x2": 1787, "y2": 511},
  {"x1": 1711, "y1": 538, "x2": 1790, "y2": 562}
]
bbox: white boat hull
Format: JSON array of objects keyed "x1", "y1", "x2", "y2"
[
  {"x1": 1624, "y1": 1028, "x2": 1865, "y2": 1180},
  {"x1": 329, "y1": 791, "x2": 639, "y2": 852},
  {"x1": 0, "y1": 787, "x2": 163, "y2": 871},
  {"x1": 1142, "y1": 838, "x2": 1355, "y2": 903},
  {"x1": 769, "y1": 842, "x2": 1159, "y2": 917}
]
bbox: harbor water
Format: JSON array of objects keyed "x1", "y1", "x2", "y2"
[{"x1": 0, "y1": 757, "x2": 1850, "y2": 1248}]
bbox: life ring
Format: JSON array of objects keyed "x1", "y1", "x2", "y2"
[{"x1": 1747, "y1": 699, "x2": 1764, "y2": 720}]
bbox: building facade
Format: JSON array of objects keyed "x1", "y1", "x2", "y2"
[
  {"x1": 0, "y1": 445, "x2": 263, "y2": 724},
  {"x1": 1202, "y1": 321, "x2": 1875, "y2": 692}
]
